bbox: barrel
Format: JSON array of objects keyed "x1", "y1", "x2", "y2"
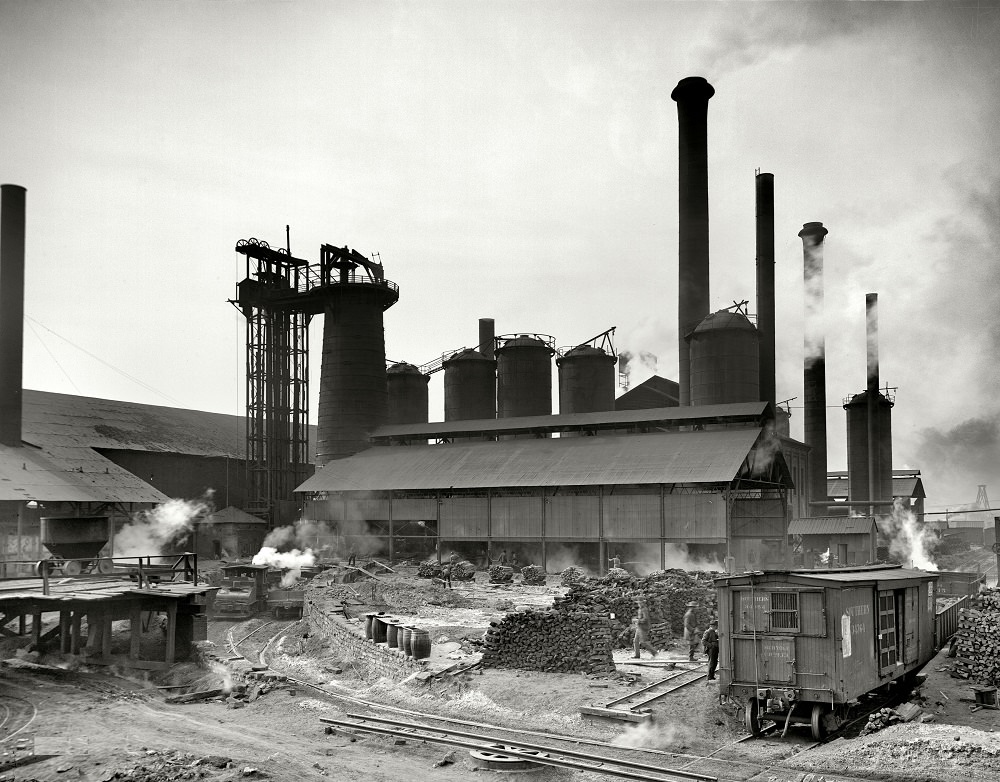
[
  {"x1": 386, "y1": 619, "x2": 400, "y2": 649},
  {"x1": 372, "y1": 613, "x2": 388, "y2": 644},
  {"x1": 401, "y1": 626, "x2": 413, "y2": 658},
  {"x1": 410, "y1": 628, "x2": 431, "y2": 661},
  {"x1": 364, "y1": 612, "x2": 377, "y2": 640}
]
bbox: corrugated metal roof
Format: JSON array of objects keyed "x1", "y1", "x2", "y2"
[
  {"x1": 298, "y1": 428, "x2": 764, "y2": 492},
  {"x1": 373, "y1": 402, "x2": 769, "y2": 441},
  {"x1": 0, "y1": 443, "x2": 169, "y2": 503},
  {"x1": 788, "y1": 516, "x2": 877, "y2": 536},
  {"x1": 717, "y1": 564, "x2": 937, "y2": 586},
  {"x1": 196, "y1": 506, "x2": 267, "y2": 526},
  {"x1": 825, "y1": 471, "x2": 925, "y2": 500},
  {"x1": 23, "y1": 389, "x2": 318, "y2": 461}
]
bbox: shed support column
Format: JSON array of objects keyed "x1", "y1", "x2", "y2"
[
  {"x1": 540, "y1": 490, "x2": 547, "y2": 573},
  {"x1": 30, "y1": 610, "x2": 41, "y2": 649},
  {"x1": 388, "y1": 491, "x2": 394, "y2": 565},
  {"x1": 598, "y1": 486, "x2": 605, "y2": 575},
  {"x1": 102, "y1": 611, "x2": 112, "y2": 657},
  {"x1": 165, "y1": 602, "x2": 177, "y2": 665},
  {"x1": 130, "y1": 604, "x2": 142, "y2": 660},
  {"x1": 71, "y1": 611, "x2": 83, "y2": 655},
  {"x1": 59, "y1": 610, "x2": 71, "y2": 654},
  {"x1": 85, "y1": 611, "x2": 102, "y2": 655}
]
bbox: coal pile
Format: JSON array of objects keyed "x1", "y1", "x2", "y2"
[
  {"x1": 952, "y1": 588, "x2": 1000, "y2": 685},
  {"x1": 481, "y1": 609, "x2": 614, "y2": 674},
  {"x1": 418, "y1": 561, "x2": 442, "y2": 578},
  {"x1": 520, "y1": 565, "x2": 546, "y2": 586},
  {"x1": 489, "y1": 565, "x2": 514, "y2": 584},
  {"x1": 560, "y1": 566, "x2": 586, "y2": 586},
  {"x1": 553, "y1": 569, "x2": 719, "y2": 649}
]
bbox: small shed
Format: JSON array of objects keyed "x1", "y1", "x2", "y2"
[
  {"x1": 788, "y1": 515, "x2": 877, "y2": 568},
  {"x1": 190, "y1": 506, "x2": 267, "y2": 561}
]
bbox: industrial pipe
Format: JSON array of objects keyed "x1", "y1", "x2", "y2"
[
  {"x1": 799, "y1": 222, "x2": 828, "y2": 516},
  {"x1": 756, "y1": 173, "x2": 775, "y2": 412},
  {"x1": 0, "y1": 184, "x2": 26, "y2": 447},
  {"x1": 478, "y1": 318, "x2": 495, "y2": 361},
  {"x1": 671, "y1": 76, "x2": 715, "y2": 406},
  {"x1": 866, "y1": 293, "x2": 879, "y2": 515}
]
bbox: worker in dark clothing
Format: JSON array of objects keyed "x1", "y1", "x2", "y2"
[
  {"x1": 702, "y1": 621, "x2": 719, "y2": 680},
  {"x1": 347, "y1": 548, "x2": 357, "y2": 567},
  {"x1": 441, "y1": 562, "x2": 452, "y2": 589},
  {"x1": 683, "y1": 602, "x2": 699, "y2": 661},
  {"x1": 632, "y1": 597, "x2": 657, "y2": 659}
]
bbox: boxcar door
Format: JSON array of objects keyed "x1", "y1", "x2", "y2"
[
  {"x1": 903, "y1": 586, "x2": 919, "y2": 664},
  {"x1": 877, "y1": 589, "x2": 898, "y2": 674}
]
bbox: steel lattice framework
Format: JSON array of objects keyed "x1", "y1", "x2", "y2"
[{"x1": 232, "y1": 238, "x2": 312, "y2": 526}]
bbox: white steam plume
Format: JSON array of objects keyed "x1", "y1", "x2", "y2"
[
  {"x1": 883, "y1": 498, "x2": 938, "y2": 571},
  {"x1": 252, "y1": 546, "x2": 316, "y2": 586},
  {"x1": 663, "y1": 543, "x2": 725, "y2": 573},
  {"x1": 612, "y1": 720, "x2": 694, "y2": 750},
  {"x1": 115, "y1": 493, "x2": 214, "y2": 559}
]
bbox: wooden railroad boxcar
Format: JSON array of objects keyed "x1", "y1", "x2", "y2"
[{"x1": 715, "y1": 565, "x2": 938, "y2": 740}]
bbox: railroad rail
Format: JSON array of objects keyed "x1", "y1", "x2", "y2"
[
  {"x1": 320, "y1": 713, "x2": 717, "y2": 782},
  {"x1": 581, "y1": 663, "x2": 707, "y2": 720}
]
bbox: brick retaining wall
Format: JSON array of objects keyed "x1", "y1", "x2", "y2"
[{"x1": 304, "y1": 598, "x2": 427, "y2": 682}]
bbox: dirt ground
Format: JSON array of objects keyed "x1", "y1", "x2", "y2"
[{"x1": 4, "y1": 565, "x2": 1000, "y2": 782}]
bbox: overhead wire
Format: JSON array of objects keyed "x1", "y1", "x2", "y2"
[
  {"x1": 25, "y1": 318, "x2": 80, "y2": 393},
  {"x1": 25, "y1": 315, "x2": 181, "y2": 405}
]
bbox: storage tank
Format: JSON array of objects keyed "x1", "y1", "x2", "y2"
[
  {"x1": 316, "y1": 283, "x2": 398, "y2": 463},
  {"x1": 496, "y1": 335, "x2": 555, "y2": 418},
  {"x1": 443, "y1": 348, "x2": 496, "y2": 421},
  {"x1": 386, "y1": 362, "x2": 429, "y2": 425},
  {"x1": 844, "y1": 390, "x2": 894, "y2": 506},
  {"x1": 557, "y1": 345, "x2": 616, "y2": 416},
  {"x1": 687, "y1": 310, "x2": 759, "y2": 405}
]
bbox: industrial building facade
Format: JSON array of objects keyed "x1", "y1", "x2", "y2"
[{"x1": 299, "y1": 404, "x2": 792, "y2": 573}]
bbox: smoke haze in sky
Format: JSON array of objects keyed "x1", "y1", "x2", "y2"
[{"x1": 2, "y1": 2, "x2": 998, "y2": 510}]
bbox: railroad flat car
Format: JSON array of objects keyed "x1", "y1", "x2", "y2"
[{"x1": 715, "y1": 565, "x2": 939, "y2": 740}]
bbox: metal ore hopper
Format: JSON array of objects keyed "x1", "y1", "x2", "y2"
[{"x1": 39, "y1": 515, "x2": 113, "y2": 575}]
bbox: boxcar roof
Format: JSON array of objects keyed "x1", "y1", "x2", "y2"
[{"x1": 715, "y1": 564, "x2": 938, "y2": 588}]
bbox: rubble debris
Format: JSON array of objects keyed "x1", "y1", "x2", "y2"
[
  {"x1": 433, "y1": 751, "x2": 457, "y2": 768},
  {"x1": 861, "y1": 707, "x2": 903, "y2": 734}
]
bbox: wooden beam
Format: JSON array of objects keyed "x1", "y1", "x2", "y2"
[
  {"x1": 165, "y1": 602, "x2": 177, "y2": 665},
  {"x1": 59, "y1": 611, "x2": 71, "y2": 654},
  {"x1": 30, "y1": 611, "x2": 41, "y2": 648},
  {"x1": 71, "y1": 611, "x2": 82, "y2": 655},
  {"x1": 129, "y1": 603, "x2": 141, "y2": 660}
]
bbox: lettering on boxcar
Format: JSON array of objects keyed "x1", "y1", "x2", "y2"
[{"x1": 842, "y1": 612, "x2": 852, "y2": 658}]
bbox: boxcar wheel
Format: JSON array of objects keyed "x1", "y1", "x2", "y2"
[
  {"x1": 63, "y1": 559, "x2": 83, "y2": 576},
  {"x1": 811, "y1": 703, "x2": 827, "y2": 741},
  {"x1": 745, "y1": 699, "x2": 762, "y2": 736}
]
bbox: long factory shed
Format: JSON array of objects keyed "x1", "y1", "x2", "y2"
[{"x1": 298, "y1": 403, "x2": 798, "y2": 573}]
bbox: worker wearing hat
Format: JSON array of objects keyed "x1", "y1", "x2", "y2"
[
  {"x1": 683, "y1": 601, "x2": 699, "y2": 661},
  {"x1": 632, "y1": 596, "x2": 657, "y2": 659}
]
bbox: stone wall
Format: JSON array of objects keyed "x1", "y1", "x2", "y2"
[{"x1": 304, "y1": 598, "x2": 427, "y2": 682}]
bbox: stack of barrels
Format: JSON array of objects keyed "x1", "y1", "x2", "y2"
[{"x1": 365, "y1": 612, "x2": 432, "y2": 660}]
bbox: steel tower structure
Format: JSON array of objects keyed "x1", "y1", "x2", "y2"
[{"x1": 231, "y1": 237, "x2": 398, "y2": 526}]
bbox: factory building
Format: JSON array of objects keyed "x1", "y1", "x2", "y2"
[{"x1": 299, "y1": 404, "x2": 792, "y2": 572}]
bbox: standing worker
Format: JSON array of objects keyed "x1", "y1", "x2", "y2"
[
  {"x1": 609, "y1": 552, "x2": 622, "y2": 570},
  {"x1": 632, "y1": 596, "x2": 657, "y2": 659},
  {"x1": 683, "y1": 601, "x2": 699, "y2": 661},
  {"x1": 347, "y1": 547, "x2": 357, "y2": 567},
  {"x1": 702, "y1": 620, "x2": 719, "y2": 680},
  {"x1": 441, "y1": 561, "x2": 453, "y2": 589}
]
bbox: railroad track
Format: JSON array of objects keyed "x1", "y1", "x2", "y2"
[
  {"x1": 0, "y1": 695, "x2": 36, "y2": 742},
  {"x1": 605, "y1": 665, "x2": 708, "y2": 711},
  {"x1": 321, "y1": 713, "x2": 718, "y2": 782}
]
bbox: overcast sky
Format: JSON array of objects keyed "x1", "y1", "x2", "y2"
[{"x1": 2, "y1": 1, "x2": 998, "y2": 511}]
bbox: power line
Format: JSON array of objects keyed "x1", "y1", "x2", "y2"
[
  {"x1": 26, "y1": 319, "x2": 80, "y2": 394},
  {"x1": 25, "y1": 315, "x2": 181, "y2": 406}
]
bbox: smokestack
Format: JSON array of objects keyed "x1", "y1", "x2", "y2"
[
  {"x1": 866, "y1": 292, "x2": 879, "y2": 512},
  {"x1": 671, "y1": 76, "x2": 715, "y2": 406},
  {"x1": 755, "y1": 172, "x2": 775, "y2": 410},
  {"x1": 799, "y1": 222, "x2": 828, "y2": 516},
  {"x1": 0, "y1": 185, "x2": 26, "y2": 448},
  {"x1": 478, "y1": 317, "x2": 495, "y2": 361}
]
